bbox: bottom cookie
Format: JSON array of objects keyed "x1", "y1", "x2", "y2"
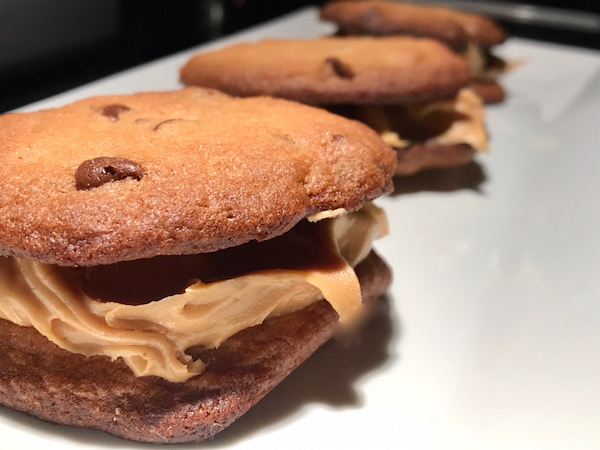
[
  {"x1": 395, "y1": 142, "x2": 476, "y2": 176},
  {"x1": 472, "y1": 79, "x2": 505, "y2": 104}
]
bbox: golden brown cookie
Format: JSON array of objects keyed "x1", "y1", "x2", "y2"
[
  {"x1": 180, "y1": 37, "x2": 489, "y2": 177},
  {"x1": 0, "y1": 87, "x2": 396, "y2": 443},
  {"x1": 320, "y1": 1, "x2": 509, "y2": 104},
  {"x1": 0, "y1": 87, "x2": 395, "y2": 266},
  {"x1": 180, "y1": 37, "x2": 472, "y2": 104},
  {"x1": 320, "y1": 0, "x2": 507, "y2": 49}
]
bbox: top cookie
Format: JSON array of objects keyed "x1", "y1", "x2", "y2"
[
  {"x1": 0, "y1": 87, "x2": 395, "y2": 266},
  {"x1": 321, "y1": 1, "x2": 508, "y2": 49},
  {"x1": 180, "y1": 37, "x2": 471, "y2": 104}
]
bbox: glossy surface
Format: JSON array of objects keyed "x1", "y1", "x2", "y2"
[{"x1": 4, "y1": 7, "x2": 600, "y2": 450}]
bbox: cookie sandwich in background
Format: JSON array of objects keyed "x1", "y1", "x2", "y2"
[
  {"x1": 0, "y1": 87, "x2": 396, "y2": 442},
  {"x1": 320, "y1": 0, "x2": 510, "y2": 104},
  {"x1": 180, "y1": 36, "x2": 489, "y2": 176}
]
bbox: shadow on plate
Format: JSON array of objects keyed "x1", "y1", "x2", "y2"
[
  {"x1": 392, "y1": 161, "x2": 487, "y2": 196},
  {"x1": 0, "y1": 295, "x2": 399, "y2": 448},
  {"x1": 0, "y1": 407, "x2": 133, "y2": 448},
  {"x1": 202, "y1": 294, "x2": 399, "y2": 447}
]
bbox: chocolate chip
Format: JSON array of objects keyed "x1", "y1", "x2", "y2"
[
  {"x1": 99, "y1": 104, "x2": 131, "y2": 122},
  {"x1": 75, "y1": 157, "x2": 143, "y2": 190},
  {"x1": 324, "y1": 57, "x2": 355, "y2": 80}
]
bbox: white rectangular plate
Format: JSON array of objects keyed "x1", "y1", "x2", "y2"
[{"x1": 3, "y1": 7, "x2": 600, "y2": 450}]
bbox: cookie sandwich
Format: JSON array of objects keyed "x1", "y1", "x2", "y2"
[
  {"x1": 0, "y1": 87, "x2": 396, "y2": 442},
  {"x1": 320, "y1": 0, "x2": 509, "y2": 103},
  {"x1": 180, "y1": 36, "x2": 489, "y2": 176}
]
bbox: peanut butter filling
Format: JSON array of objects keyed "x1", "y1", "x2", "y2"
[
  {"x1": 0, "y1": 203, "x2": 387, "y2": 382},
  {"x1": 328, "y1": 88, "x2": 488, "y2": 153},
  {"x1": 463, "y1": 42, "x2": 508, "y2": 81}
]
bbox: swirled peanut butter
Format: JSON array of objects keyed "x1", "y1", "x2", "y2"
[
  {"x1": 406, "y1": 87, "x2": 488, "y2": 152},
  {"x1": 462, "y1": 42, "x2": 508, "y2": 81},
  {"x1": 463, "y1": 42, "x2": 487, "y2": 79},
  {"x1": 332, "y1": 88, "x2": 488, "y2": 153},
  {"x1": 0, "y1": 203, "x2": 387, "y2": 382}
]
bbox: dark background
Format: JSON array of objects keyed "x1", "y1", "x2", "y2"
[{"x1": 1, "y1": 0, "x2": 598, "y2": 113}]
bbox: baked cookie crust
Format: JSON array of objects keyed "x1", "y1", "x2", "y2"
[
  {"x1": 0, "y1": 88, "x2": 396, "y2": 266},
  {"x1": 180, "y1": 37, "x2": 471, "y2": 104}
]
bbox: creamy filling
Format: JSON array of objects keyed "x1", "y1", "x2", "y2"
[
  {"x1": 405, "y1": 87, "x2": 488, "y2": 152},
  {"x1": 0, "y1": 203, "x2": 387, "y2": 382},
  {"x1": 332, "y1": 88, "x2": 488, "y2": 153},
  {"x1": 462, "y1": 41, "x2": 507, "y2": 82}
]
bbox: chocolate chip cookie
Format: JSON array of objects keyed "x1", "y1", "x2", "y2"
[
  {"x1": 320, "y1": 0, "x2": 509, "y2": 104},
  {"x1": 180, "y1": 36, "x2": 471, "y2": 104},
  {"x1": 180, "y1": 38, "x2": 489, "y2": 176},
  {"x1": 0, "y1": 87, "x2": 395, "y2": 442}
]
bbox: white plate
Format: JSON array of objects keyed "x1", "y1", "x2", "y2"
[{"x1": 4, "y1": 7, "x2": 600, "y2": 450}]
